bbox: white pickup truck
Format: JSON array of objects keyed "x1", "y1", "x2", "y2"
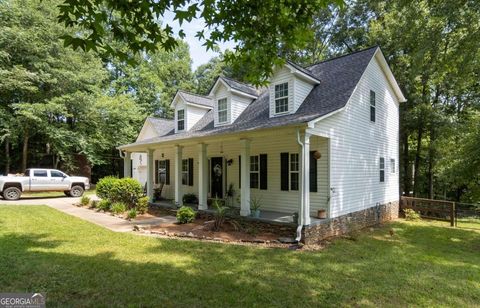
[{"x1": 0, "y1": 169, "x2": 90, "y2": 200}]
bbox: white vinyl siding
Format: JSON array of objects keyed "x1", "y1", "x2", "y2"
[
  {"x1": 186, "y1": 105, "x2": 208, "y2": 131},
  {"x1": 310, "y1": 53, "x2": 400, "y2": 218}
]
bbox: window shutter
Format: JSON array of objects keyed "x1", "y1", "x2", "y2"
[
  {"x1": 154, "y1": 160, "x2": 159, "y2": 184},
  {"x1": 259, "y1": 154, "x2": 268, "y2": 190},
  {"x1": 309, "y1": 151, "x2": 317, "y2": 192},
  {"x1": 238, "y1": 155, "x2": 241, "y2": 188},
  {"x1": 280, "y1": 152, "x2": 289, "y2": 191},
  {"x1": 188, "y1": 158, "x2": 194, "y2": 186},
  {"x1": 165, "y1": 160, "x2": 170, "y2": 185}
]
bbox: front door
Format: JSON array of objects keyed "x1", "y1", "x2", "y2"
[{"x1": 210, "y1": 157, "x2": 223, "y2": 199}]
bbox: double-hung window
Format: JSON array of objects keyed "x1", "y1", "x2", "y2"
[
  {"x1": 290, "y1": 153, "x2": 299, "y2": 190},
  {"x1": 218, "y1": 98, "x2": 228, "y2": 123},
  {"x1": 177, "y1": 109, "x2": 185, "y2": 131},
  {"x1": 182, "y1": 159, "x2": 189, "y2": 185},
  {"x1": 250, "y1": 156, "x2": 259, "y2": 189},
  {"x1": 379, "y1": 157, "x2": 385, "y2": 182},
  {"x1": 274, "y1": 82, "x2": 289, "y2": 114},
  {"x1": 390, "y1": 158, "x2": 395, "y2": 174},
  {"x1": 370, "y1": 90, "x2": 376, "y2": 122},
  {"x1": 158, "y1": 160, "x2": 167, "y2": 184}
]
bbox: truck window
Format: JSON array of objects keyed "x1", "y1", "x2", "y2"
[
  {"x1": 50, "y1": 171, "x2": 65, "y2": 178},
  {"x1": 33, "y1": 170, "x2": 48, "y2": 177}
]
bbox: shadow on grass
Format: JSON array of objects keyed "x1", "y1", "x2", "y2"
[{"x1": 0, "y1": 220, "x2": 479, "y2": 307}]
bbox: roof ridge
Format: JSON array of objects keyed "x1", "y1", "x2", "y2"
[
  {"x1": 147, "y1": 116, "x2": 173, "y2": 122},
  {"x1": 178, "y1": 90, "x2": 212, "y2": 99},
  {"x1": 306, "y1": 46, "x2": 379, "y2": 69},
  {"x1": 221, "y1": 76, "x2": 256, "y2": 89}
]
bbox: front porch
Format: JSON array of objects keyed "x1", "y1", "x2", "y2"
[{"x1": 122, "y1": 127, "x2": 331, "y2": 226}]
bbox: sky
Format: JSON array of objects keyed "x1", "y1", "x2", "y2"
[{"x1": 162, "y1": 11, "x2": 236, "y2": 69}]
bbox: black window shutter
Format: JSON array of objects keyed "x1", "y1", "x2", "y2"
[
  {"x1": 309, "y1": 151, "x2": 317, "y2": 192},
  {"x1": 238, "y1": 155, "x2": 241, "y2": 188},
  {"x1": 165, "y1": 160, "x2": 170, "y2": 185},
  {"x1": 280, "y1": 152, "x2": 289, "y2": 191},
  {"x1": 259, "y1": 154, "x2": 268, "y2": 190},
  {"x1": 154, "y1": 160, "x2": 159, "y2": 184},
  {"x1": 188, "y1": 158, "x2": 194, "y2": 186}
]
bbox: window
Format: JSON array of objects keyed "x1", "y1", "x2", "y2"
[
  {"x1": 50, "y1": 170, "x2": 65, "y2": 178},
  {"x1": 33, "y1": 170, "x2": 48, "y2": 177},
  {"x1": 274, "y1": 82, "x2": 289, "y2": 114},
  {"x1": 217, "y1": 98, "x2": 228, "y2": 123},
  {"x1": 182, "y1": 159, "x2": 189, "y2": 185},
  {"x1": 370, "y1": 90, "x2": 376, "y2": 122},
  {"x1": 290, "y1": 153, "x2": 299, "y2": 190},
  {"x1": 250, "y1": 155, "x2": 259, "y2": 189},
  {"x1": 177, "y1": 109, "x2": 185, "y2": 131},
  {"x1": 380, "y1": 157, "x2": 385, "y2": 182},
  {"x1": 158, "y1": 160, "x2": 167, "y2": 184},
  {"x1": 390, "y1": 159, "x2": 395, "y2": 174}
]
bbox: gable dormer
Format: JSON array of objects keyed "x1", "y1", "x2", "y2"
[
  {"x1": 171, "y1": 91, "x2": 213, "y2": 133},
  {"x1": 209, "y1": 77, "x2": 258, "y2": 127},
  {"x1": 268, "y1": 61, "x2": 320, "y2": 117}
]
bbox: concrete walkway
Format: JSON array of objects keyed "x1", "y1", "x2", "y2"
[{"x1": 0, "y1": 196, "x2": 176, "y2": 232}]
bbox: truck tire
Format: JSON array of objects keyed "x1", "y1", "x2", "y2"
[
  {"x1": 69, "y1": 185, "x2": 84, "y2": 197},
  {"x1": 3, "y1": 187, "x2": 22, "y2": 201}
]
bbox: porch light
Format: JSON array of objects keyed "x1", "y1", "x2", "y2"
[
  {"x1": 227, "y1": 159, "x2": 234, "y2": 166},
  {"x1": 313, "y1": 150, "x2": 322, "y2": 160}
]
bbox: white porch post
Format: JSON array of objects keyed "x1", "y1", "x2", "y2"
[
  {"x1": 198, "y1": 143, "x2": 208, "y2": 210},
  {"x1": 303, "y1": 133, "x2": 311, "y2": 225},
  {"x1": 174, "y1": 145, "x2": 183, "y2": 206},
  {"x1": 240, "y1": 139, "x2": 251, "y2": 216},
  {"x1": 123, "y1": 151, "x2": 132, "y2": 178},
  {"x1": 146, "y1": 149, "x2": 154, "y2": 202}
]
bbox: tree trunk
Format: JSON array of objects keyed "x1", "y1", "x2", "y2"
[
  {"x1": 413, "y1": 122, "x2": 424, "y2": 197},
  {"x1": 5, "y1": 136, "x2": 10, "y2": 174},
  {"x1": 22, "y1": 129, "x2": 29, "y2": 172},
  {"x1": 427, "y1": 127, "x2": 435, "y2": 199},
  {"x1": 401, "y1": 130, "x2": 410, "y2": 195}
]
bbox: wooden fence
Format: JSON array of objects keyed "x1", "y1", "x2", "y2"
[{"x1": 400, "y1": 196, "x2": 456, "y2": 227}]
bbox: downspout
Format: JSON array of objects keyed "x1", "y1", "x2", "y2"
[
  {"x1": 295, "y1": 129, "x2": 305, "y2": 242},
  {"x1": 118, "y1": 149, "x2": 125, "y2": 158}
]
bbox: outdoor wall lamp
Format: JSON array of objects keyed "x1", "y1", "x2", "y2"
[{"x1": 227, "y1": 159, "x2": 234, "y2": 166}]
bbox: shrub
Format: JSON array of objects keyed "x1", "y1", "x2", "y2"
[
  {"x1": 182, "y1": 193, "x2": 198, "y2": 205},
  {"x1": 212, "y1": 198, "x2": 227, "y2": 231},
  {"x1": 111, "y1": 202, "x2": 127, "y2": 215},
  {"x1": 90, "y1": 200, "x2": 99, "y2": 209},
  {"x1": 97, "y1": 199, "x2": 111, "y2": 211},
  {"x1": 96, "y1": 176, "x2": 119, "y2": 200},
  {"x1": 111, "y1": 178, "x2": 144, "y2": 208},
  {"x1": 404, "y1": 208, "x2": 421, "y2": 221},
  {"x1": 80, "y1": 195, "x2": 91, "y2": 206},
  {"x1": 136, "y1": 196, "x2": 149, "y2": 214},
  {"x1": 127, "y1": 208, "x2": 137, "y2": 219},
  {"x1": 176, "y1": 206, "x2": 196, "y2": 224}
]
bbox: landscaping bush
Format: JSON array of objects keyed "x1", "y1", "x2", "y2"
[
  {"x1": 127, "y1": 208, "x2": 137, "y2": 219},
  {"x1": 90, "y1": 200, "x2": 98, "y2": 209},
  {"x1": 182, "y1": 193, "x2": 198, "y2": 204},
  {"x1": 80, "y1": 196, "x2": 91, "y2": 206},
  {"x1": 176, "y1": 206, "x2": 196, "y2": 224},
  {"x1": 136, "y1": 196, "x2": 149, "y2": 214},
  {"x1": 404, "y1": 208, "x2": 421, "y2": 221},
  {"x1": 111, "y1": 202, "x2": 127, "y2": 215},
  {"x1": 96, "y1": 176, "x2": 119, "y2": 200},
  {"x1": 97, "y1": 199, "x2": 111, "y2": 212},
  {"x1": 111, "y1": 178, "x2": 144, "y2": 208}
]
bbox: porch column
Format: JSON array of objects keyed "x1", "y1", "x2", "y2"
[
  {"x1": 240, "y1": 139, "x2": 251, "y2": 216},
  {"x1": 302, "y1": 133, "x2": 311, "y2": 225},
  {"x1": 198, "y1": 143, "x2": 208, "y2": 210},
  {"x1": 146, "y1": 149, "x2": 154, "y2": 202},
  {"x1": 174, "y1": 145, "x2": 183, "y2": 206},
  {"x1": 123, "y1": 151, "x2": 132, "y2": 178}
]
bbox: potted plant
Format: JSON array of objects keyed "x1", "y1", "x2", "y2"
[
  {"x1": 250, "y1": 196, "x2": 262, "y2": 218},
  {"x1": 317, "y1": 209, "x2": 327, "y2": 219}
]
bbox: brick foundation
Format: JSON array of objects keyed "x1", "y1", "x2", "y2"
[{"x1": 302, "y1": 201, "x2": 399, "y2": 245}]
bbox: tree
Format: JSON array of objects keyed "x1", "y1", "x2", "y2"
[{"x1": 57, "y1": 0, "x2": 343, "y2": 84}]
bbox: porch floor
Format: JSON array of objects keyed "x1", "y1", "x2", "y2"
[{"x1": 150, "y1": 200, "x2": 323, "y2": 225}]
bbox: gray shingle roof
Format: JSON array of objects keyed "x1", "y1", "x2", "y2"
[
  {"x1": 286, "y1": 60, "x2": 321, "y2": 82},
  {"x1": 147, "y1": 117, "x2": 175, "y2": 136},
  {"x1": 178, "y1": 91, "x2": 213, "y2": 108},
  {"x1": 219, "y1": 76, "x2": 259, "y2": 97},
  {"x1": 122, "y1": 47, "x2": 379, "y2": 148}
]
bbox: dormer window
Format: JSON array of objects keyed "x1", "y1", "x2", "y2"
[
  {"x1": 274, "y1": 82, "x2": 289, "y2": 114},
  {"x1": 218, "y1": 98, "x2": 228, "y2": 123},
  {"x1": 177, "y1": 109, "x2": 185, "y2": 131}
]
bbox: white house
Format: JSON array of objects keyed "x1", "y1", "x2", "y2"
[{"x1": 119, "y1": 47, "x2": 406, "y2": 242}]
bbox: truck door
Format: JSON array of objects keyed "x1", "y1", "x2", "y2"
[
  {"x1": 30, "y1": 169, "x2": 50, "y2": 191},
  {"x1": 49, "y1": 170, "x2": 70, "y2": 190}
]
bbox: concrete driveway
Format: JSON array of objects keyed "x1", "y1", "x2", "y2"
[{"x1": 0, "y1": 196, "x2": 176, "y2": 232}]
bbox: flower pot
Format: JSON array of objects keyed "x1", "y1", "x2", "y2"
[
  {"x1": 252, "y1": 209, "x2": 261, "y2": 218},
  {"x1": 317, "y1": 209, "x2": 327, "y2": 219}
]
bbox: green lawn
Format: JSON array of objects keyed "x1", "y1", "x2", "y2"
[{"x1": 0, "y1": 206, "x2": 479, "y2": 307}]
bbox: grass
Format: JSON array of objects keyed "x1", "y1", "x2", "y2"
[
  {"x1": 22, "y1": 189, "x2": 96, "y2": 199},
  {"x1": 0, "y1": 205, "x2": 479, "y2": 307}
]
